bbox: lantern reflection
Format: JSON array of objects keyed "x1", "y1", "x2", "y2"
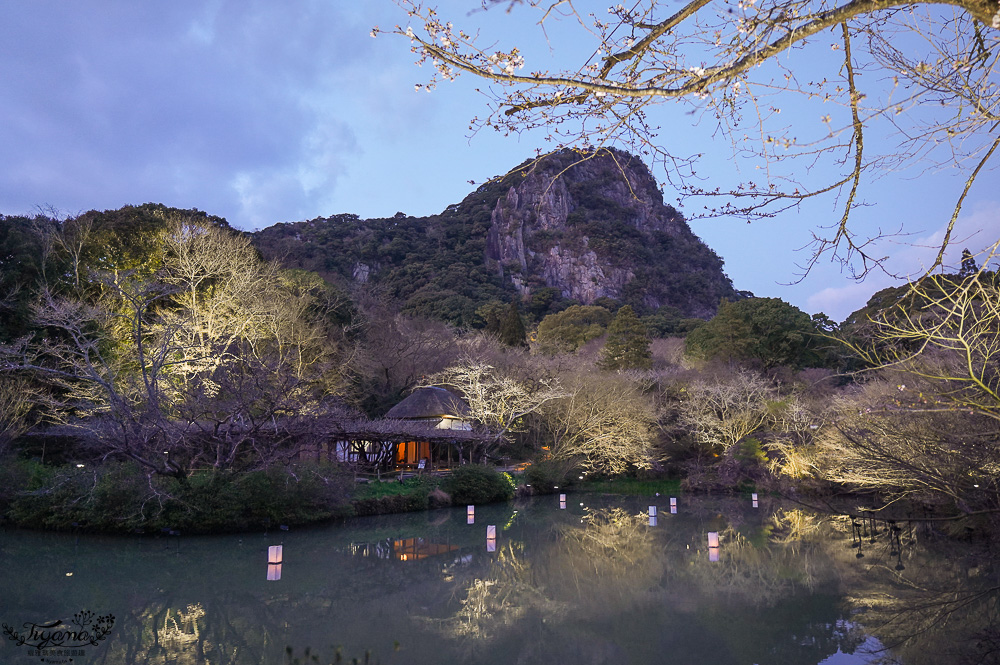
[
  {"x1": 670, "y1": 497, "x2": 677, "y2": 514},
  {"x1": 267, "y1": 545, "x2": 283, "y2": 581},
  {"x1": 559, "y1": 493, "x2": 566, "y2": 510},
  {"x1": 707, "y1": 531, "x2": 720, "y2": 562},
  {"x1": 486, "y1": 525, "x2": 497, "y2": 552}
]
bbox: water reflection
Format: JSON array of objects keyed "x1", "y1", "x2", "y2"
[{"x1": 0, "y1": 498, "x2": 996, "y2": 664}]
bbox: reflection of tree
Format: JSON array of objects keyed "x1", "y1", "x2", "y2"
[
  {"x1": 421, "y1": 541, "x2": 564, "y2": 653},
  {"x1": 826, "y1": 516, "x2": 1000, "y2": 665}
]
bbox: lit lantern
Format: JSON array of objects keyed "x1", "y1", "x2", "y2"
[
  {"x1": 751, "y1": 493, "x2": 758, "y2": 501},
  {"x1": 649, "y1": 505, "x2": 657, "y2": 517},
  {"x1": 467, "y1": 505, "x2": 475, "y2": 524},
  {"x1": 559, "y1": 493, "x2": 566, "y2": 510},
  {"x1": 670, "y1": 497, "x2": 677, "y2": 514}
]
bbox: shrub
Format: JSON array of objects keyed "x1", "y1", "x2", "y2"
[
  {"x1": 523, "y1": 458, "x2": 575, "y2": 494},
  {"x1": 441, "y1": 465, "x2": 514, "y2": 504},
  {"x1": 6, "y1": 461, "x2": 354, "y2": 533}
]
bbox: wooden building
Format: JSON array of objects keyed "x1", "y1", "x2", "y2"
[{"x1": 384, "y1": 386, "x2": 472, "y2": 468}]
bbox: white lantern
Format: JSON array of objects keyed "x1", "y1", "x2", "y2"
[{"x1": 467, "y1": 505, "x2": 475, "y2": 524}]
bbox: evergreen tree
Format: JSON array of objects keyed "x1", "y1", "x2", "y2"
[
  {"x1": 960, "y1": 248, "x2": 978, "y2": 277},
  {"x1": 499, "y1": 301, "x2": 528, "y2": 347},
  {"x1": 598, "y1": 305, "x2": 651, "y2": 370}
]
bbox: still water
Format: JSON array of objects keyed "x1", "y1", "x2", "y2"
[{"x1": 1, "y1": 495, "x2": 996, "y2": 665}]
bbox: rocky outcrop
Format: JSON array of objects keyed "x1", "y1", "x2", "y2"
[{"x1": 483, "y1": 148, "x2": 735, "y2": 318}]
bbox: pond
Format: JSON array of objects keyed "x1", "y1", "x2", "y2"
[{"x1": 0, "y1": 494, "x2": 996, "y2": 665}]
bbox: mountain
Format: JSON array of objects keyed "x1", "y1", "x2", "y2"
[{"x1": 251, "y1": 148, "x2": 740, "y2": 326}]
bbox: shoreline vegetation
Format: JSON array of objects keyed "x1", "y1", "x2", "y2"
[{"x1": 0, "y1": 456, "x2": 982, "y2": 538}]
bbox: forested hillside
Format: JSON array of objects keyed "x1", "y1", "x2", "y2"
[{"x1": 252, "y1": 148, "x2": 741, "y2": 327}]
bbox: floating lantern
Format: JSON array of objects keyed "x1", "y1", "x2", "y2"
[
  {"x1": 486, "y1": 525, "x2": 497, "y2": 552},
  {"x1": 268, "y1": 545, "x2": 283, "y2": 564},
  {"x1": 467, "y1": 505, "x2": 475, "y2": 524},
  {"x1": 559, "y1": 493, "x2": 566, "y2": 510},
  {"x1": 649, "y1": 505, "x2": 657, "y2": 517},
  {"x1": 670, "y1": 497, "x2": 677, "y2": 514}
]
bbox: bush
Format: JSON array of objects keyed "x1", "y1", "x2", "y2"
[
  {"x1": 5, "y1": 461, "x2": 354, "y2": 533},
  {"x1": 441, "y1": 465, "x2": 514, "y2": 504},
  {"x1": 523, "y1": 458, "x2": 575, "y2": 494}
]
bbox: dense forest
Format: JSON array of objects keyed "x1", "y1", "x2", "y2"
[{"x1": 0, "y1": 153, "x2": 998, "y2": 549}]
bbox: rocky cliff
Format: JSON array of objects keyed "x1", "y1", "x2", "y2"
[{"x1": 484, "y1": 148, "x2": 736, "y2": 318}]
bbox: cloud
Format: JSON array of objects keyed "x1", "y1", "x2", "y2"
[
  {"x1": 0, "y1": 3, "x2": 382, "y2": 225},
  {"x1": 806, "y1": 199, "x2": 1000, "y2": 320}
]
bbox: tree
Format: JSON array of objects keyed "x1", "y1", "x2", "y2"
[
  {"x1": 536, "y1": 304, "x2": 612, "y2": 354},
  {"x1": 599, "y1": 305, "x2": 652, "y2": 370},
  {"x1": 685, "y1": 297, "x2": 825, "y2": 369},
  {"x1": 0, "y1": 222, "x2": 347, "y2": 478},
  {"x1": 384, "y1": 0, "x2": 1000, "y2": 276},
  {"x1": 959, "y1": 247, "x2": 979, "y2": 277},
  {"x1": 499, "y1": 300, "x2": 529, "y2": 347},
  {"x1": 542, "y1": 372, "x2": 656, "y2": 475},
  {"x1": 817, "y1": 272, "x2": 1000, "y2": 513},
  {"x1": 428, "y1": 360, "x2": 566, "y2": 461},
  {"x1": 677, "y1": 368, "x2": 778, "y2": 454}
]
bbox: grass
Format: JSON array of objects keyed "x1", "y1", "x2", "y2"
[
  {"x1": 351, "y1": 476, "x2": 439, "y2": 501},
  {"x1": 578, "y1": 477, "x2": 682, "y2": 496}
]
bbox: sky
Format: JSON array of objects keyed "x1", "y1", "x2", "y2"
[{"x1": 1, "y1": 1, "x2": 997, "y2": 322}]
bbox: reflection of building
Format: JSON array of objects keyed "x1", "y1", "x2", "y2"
[
  {"x1": 349, "y1": 537, "x2": 459, "y2": 561},
  {"x1": 385, "y1": 387, "x2": 472, "y2": 469},
  {"x1": 392, "y1": 537, "x2": 460, "y2": 561}
]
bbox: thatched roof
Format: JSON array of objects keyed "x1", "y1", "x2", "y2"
[{"x1": 385, "y1": 386, "x2": 469, "y2": 420}]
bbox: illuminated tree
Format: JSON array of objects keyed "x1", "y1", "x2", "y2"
[
  {"x1": 815, "y1": 271, "x2": 1000, "y2": 512},
  {"x1": 428, "y1": 360, "x2": 566, "y2": 461},
  {"x1": 543, "y1": 372, "x2": 656, "y2": 474},
  {"x1": 677, "y1": 368, "x2": 777, "y2": 454},
  {"x1": 0, "y1": 224, "x2": 348, "y2": 477},
  {"x1": 383, "y1": 0, "x2": 1000, "y2": 275}
]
